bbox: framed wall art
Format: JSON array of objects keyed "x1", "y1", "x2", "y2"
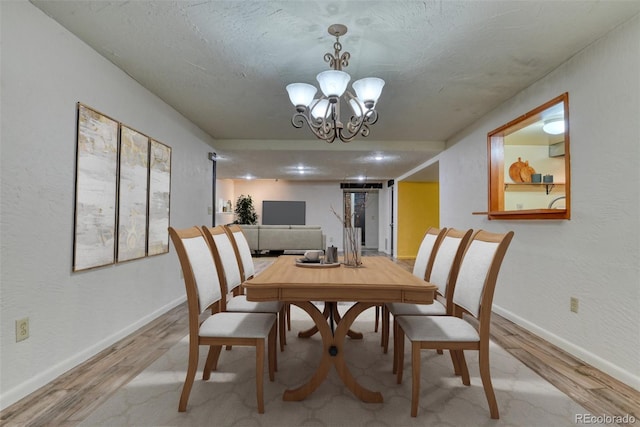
[
  {"x1": 147, "y1": 139, "x2": 172, "y2": 256},
  {"x1": 73, "y1": 104, "x2": 119, "y2": 271},
  {"x1": 116, "y1": 125, "x2": 149, "y2": 262}
]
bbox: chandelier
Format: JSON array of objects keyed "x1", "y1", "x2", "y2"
[{"x1": 285, "y1": 24, "x2": 385, "y2": 143}]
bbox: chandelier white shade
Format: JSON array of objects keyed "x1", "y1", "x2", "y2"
[
  {"x1": 352, "y1": 77, "x2": 385, "y2": 106},
  {"x1": 285, "y1": 83, "x2": 317, "y2": 108},
  {"x1": 316, "y1": 70, "x2": 351, "y2": 97},
  {"x1": 286, "y1": 24, "x2": 385, "y2": 143}
]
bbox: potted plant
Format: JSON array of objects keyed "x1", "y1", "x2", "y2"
[{"x1": 234, "y1": 194, "x2": 258, "y2": 225}]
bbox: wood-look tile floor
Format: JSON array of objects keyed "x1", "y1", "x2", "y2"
[{"x1": 2, "y1": 256, "x2": 638, "y2": 426}]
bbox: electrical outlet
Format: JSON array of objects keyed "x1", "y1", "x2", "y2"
[
  {"x1": 16, "y1": 318, "x2": 29, "y2": 342},
  {"x1": 570, "y1": 297, "x2": 579, "y2": 313}
]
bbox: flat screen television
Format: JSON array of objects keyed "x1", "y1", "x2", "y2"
[{"x1": 262, "y1": 201, "x2": 306, "y2": 225}]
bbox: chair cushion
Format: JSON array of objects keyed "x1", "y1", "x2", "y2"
[
  {"x1": 226, "y1": 295, "x2": 283, "y2": 313},
  {"x1": 386, "y1": 301, "x2": 447, "y2": 316},
  {"x1": 199, "y1": 312, "x2": 276, "y2": 338},
  {"x1": 396, "y1": 315, "x2": 480, "y2": 342}
]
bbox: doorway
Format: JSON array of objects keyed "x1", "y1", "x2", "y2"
[{"x1": 343, "y1": 190, "x2": 379, "y2": 249}]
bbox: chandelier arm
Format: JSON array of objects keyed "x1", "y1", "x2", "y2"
[
  {"x1": 291, "y1": 112, "x2": 309, "y2": 129},
  {"x1": 364, "y1": 109, "x2": 379, "y2": 126},
  {"x1": 344, "y1": 90, "x2": 364, "y2": 117},
  {"x1": 291, "y1": 109, "x2": 338, "y2": 143},
  {"x1": 336, "y1": 115, "x2": 366, "y2": 142}
]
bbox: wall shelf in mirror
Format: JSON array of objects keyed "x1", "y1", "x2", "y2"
[
  {"x1": 484, "y1": 93, "x2": 571, "y2": 220},
  {"x1": 503, "y1": 183, "x2": 564, "y2": 195}
]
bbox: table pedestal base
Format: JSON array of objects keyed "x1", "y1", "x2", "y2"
[
  {"x1": 283, "y1": 301, "x2": 383, "y2": 403},
  {"x1": 297, "y1": 302, "x2": 363, "y2": 340}
]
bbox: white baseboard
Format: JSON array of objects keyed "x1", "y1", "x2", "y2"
[
  {"x1": 0, "y1": 296, "x2": 187, "y2": 411},
  {"x1": 493, "y1": 304, "x2": 640, "y2": 391}
]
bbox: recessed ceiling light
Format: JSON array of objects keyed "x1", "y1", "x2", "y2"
[
  {"x1": 297, "y1": 165, "x2": 304, "y2": 170},
  {"x1": 374, "y1": 154, "x2": 383, "y2": 161},
  {"x1": 358, "y1": 176, "x2": 365, "y2": 181},
  {"x1": 245, "y1": 174, "x2": 253, "y2": 180}
]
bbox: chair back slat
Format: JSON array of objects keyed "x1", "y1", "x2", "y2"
[
  {"x1": 412, "y1": 227, "x2": 447, "y2": 280},
  {"x1": 453, "y1": 230, "x2": 514, "y2": 319},
  {"x1": 169, "y1": 227, "x2": 222, "y2": 315},
  {"x1": 226, "y1": 225, "x2": 255, "y2": 280}
]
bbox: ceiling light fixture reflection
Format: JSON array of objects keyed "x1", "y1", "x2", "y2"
[
  {"x1": 286, "y1": 24, "x2": 385, "y2": 144},
  {"x1": 542, "y1": 118, "x2": 565, "y2": 135}
]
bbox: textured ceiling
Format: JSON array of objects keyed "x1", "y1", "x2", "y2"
[{"x1": 31, "y1": 1, "x2": 640, "y2": 181}]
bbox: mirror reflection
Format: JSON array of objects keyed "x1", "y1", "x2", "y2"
[{"x1": 487, "y1": 93, "x2": 570, "y2": 220}]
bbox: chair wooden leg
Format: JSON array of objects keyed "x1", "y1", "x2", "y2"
[
  {"x1": 256, "y1": 339, "x2": 265, "y2": 414},
  {"x1": 203, "y1": 345, "x2": 222, "y2": 380},
  {"x1": 278, "y1": 307, "x2": 286, "y2": 352},
  {"x1": 449, "y1": 349, "x2": 462, "y2": 376},
  {"x1": 225, "y1": 345, "x2": 232, "y2": 351},
  {"x1": 392, "y1": 317, "x2": 400, "y2": 373},
  {"x1": 479, "y1": 344, "x2": 499, "y2": 419},
  {"x1": 436, "y1": 349, "x2": 444, "y2": 354},
  {"x1": 411, "y1": 341, "x2": 421, "y2": 417},
  {"x1": 382, "y1": 306, "x2": 390, "y2": 352},
  {"x1": 178, "y1": 341, "x2": 199, "y2": 412},
  {"x1": 457, "y1": 350, "x2": 471, "y2": 386},
  {"x1": 268, "y1": 324, "x2": 276, "y2": 381},
  {"x1": 374, "y1": 304, "x2": 380, "y2": 332},
  {"x1": 286, "y1": 303, "x2": 291, "y2": 331},
  {"x1": 396, "y1": 325, "x2": 405, "y2": 384}
]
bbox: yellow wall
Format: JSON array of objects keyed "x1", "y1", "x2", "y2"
[{"x1": 397, "y1": 182, "x2": 439, "y2": 259}]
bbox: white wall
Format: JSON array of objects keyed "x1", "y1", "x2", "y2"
[
  {"x1": 0, "y1": 1, "x2": 215, "y2": 408},
  {"x1": 438, "y1": 15, "x2": 640, "y2": 389}
]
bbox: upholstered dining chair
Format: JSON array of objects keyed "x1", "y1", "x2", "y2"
[
  {"x1": 203, "y1": 225, "x2": 286, "y2": 352},
  {"x1": 395, "y1": 230, "x2": 514, "y2": 418},
  {"x1": 389, "y1": 228, "x2": 473, "y2": 374},
  {"x1": 381, "y1": 227, "x2": 448, "y2": 353},
  {"x1": 225, "y1": 224, "x2": 294, "y2": 334},
  {"x1": 168, "y1": 226, "x2": 277, "y2": 413}
]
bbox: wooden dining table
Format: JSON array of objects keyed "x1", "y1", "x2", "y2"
[{"x1": 243, "y1": 255, "x2": 437, "y2": 403}]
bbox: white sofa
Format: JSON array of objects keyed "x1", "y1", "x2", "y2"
[{"x1": 239, "y1": 225, "x2": 324, "y2": 253}]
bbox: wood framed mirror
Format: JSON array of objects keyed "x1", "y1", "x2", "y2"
[{"x1": 485, "y1": 93, "x2": 570, "y2": 220}]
